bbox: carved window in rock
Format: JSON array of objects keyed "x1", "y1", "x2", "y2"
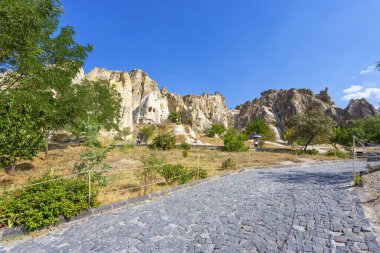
[{"x1": 148, "y1": 107, "x2": 153, "y2": 112}]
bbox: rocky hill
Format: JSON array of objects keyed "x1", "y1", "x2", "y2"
[{"x1": 75, "y1": 68, "x2": 379, "y2": 139}]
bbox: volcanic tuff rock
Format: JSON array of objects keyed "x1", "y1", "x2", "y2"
[
  {"x1": 76, "y1": 68, "x2": 379, "y2": 139},
  {"x1": 234, "y1": 87, "x2": 379, "y2": 140}
]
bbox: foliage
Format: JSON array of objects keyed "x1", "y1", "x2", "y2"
[
  {"x1": 182, "y1": 150, "x2": 189, "y2": 158},
  {"x1": 168, "y1": 111, "x2": 181, "y2": 123},
  {"x1": 181, "y1": 142, "x2": 191, "y2": 150},
  {"x1": 360, "y1": 116, "x2": 380, "y2": 143},
  {"x1": 159, "y1": 164, "x2": 192, "y2": 184},
  {"x1": 205, "y1": 123, "x2": 226, "y2": 137},
  {"x1": 285, "y1": 110, "x2": 336, "y2": 151},
  {"x1": 331, "y1": 125, "x2": 366, "y2": 148},
  {"x1": 185, "y1": 117, "x2": 193, "y2": 126},
  {"x1": 135, "y1": 154, "x2": 164, "y2": 193},
  {"x1": 138, "y1": 126, "x2": 155, "y2": 144},
  {"x1": 114, "y1": 128, "x2": 131, "y2": 141},
  {"x1": 244, "y1": 119, "x2": 276, "y2": 141},
  {"x1": 191, "y1": 168, "x2": 208, "y2": 179},
  {"x1": 221, "y1": 158, "x2": 236, "y2": 170},
  {"x1": 306, "y1": 149, "x2": 320, "y2": 155},
  {"x1": 223, "y1": 128, "x2": 248, "y2": 151},
  {"x1": 151, "y1": 134, "x2": 176, "y2": 150},
  {"x1": 119, "y1": 144, "x2": 134, "y2": 152},
  {"x1": 73, "y1": 145, "x2": 113, "y2": 187},
  {"x1": 0, "y1": 100, "x2": 43, "y2": 170},
  {"x1": 353, "y1": 174, "x2": 362, "y2": 187},
  {"x1": 326, "y1": 148, "x2": 349, "y2": 158},
  {"x1": 0, "y1": 175, "x2": 98, "y2": 230},
  {"x1": 73, "y1": 80, "x2": 122, "y2": 131},
  {"x1": 70, "y1": 120, "x2": 102, "y2": 147}
]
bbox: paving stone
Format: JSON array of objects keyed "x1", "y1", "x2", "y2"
[{"x1": 1, "y1": 161, "x2": 379, "y2": 253}]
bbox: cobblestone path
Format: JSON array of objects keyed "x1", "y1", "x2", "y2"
[{"x1": 2, "y1": 162, "x2": 380, "y2": 253}]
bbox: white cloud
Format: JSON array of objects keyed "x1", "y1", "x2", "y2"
[
  {"x1": 360, "y1": 65, "x2": 376, "y2": 75},
  {"x1": 343, "y1": 85, "x2": 363, "y2": 94},
  {"x1": 342, "y1": 86, "x2": 380, "y2": 101}
]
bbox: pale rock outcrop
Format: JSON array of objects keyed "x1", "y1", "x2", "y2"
[
  {"x1": 72, "y1": 68, "x2": 85, "y2": 84},
  {"x1": 182, "y1": 92, "x2": 230, "y2": 132},
  {"x1": 133, "y1": 91, "x2": 169, "y2": 124},
  {"x1": 234, "y1": 87, "x2": 379, "y2": 141},
  {"x1": 171, "y1": 125, "x2": 204, "y2": 144}
]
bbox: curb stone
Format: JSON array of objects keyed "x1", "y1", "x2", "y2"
[{"x1": 0, "y1": 159, "x2": 350, "y2": 242}]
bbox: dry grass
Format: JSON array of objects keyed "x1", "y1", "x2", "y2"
[{"x1": 0, "y1": 140, "x2": 343, "y2": 205}]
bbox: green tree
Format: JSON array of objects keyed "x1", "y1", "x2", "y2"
[
  {"x1": 0, "y1": 0, "x2": 92, "y2": 160},
  {"x1": 205, "y1": 123, "x2": 226, "y2": 137},
  {"x1": 285, "y1": 110, "x2": 336, "y2": 151},
  {"x1": 0, "y1": 100, "x2": 43, "y2": 171},
  {"x1": 361, "y1": 116, "x2": 380, "y2": 143},
  {"x1": 331, "y1": 125, "x2": 366, "y2": 149},
  {"x1": 151, "y1": 134, "x2": 176, "y2": 150},
  {"x1": 223, "y1": 128, "x2": 247, "y2": 151},
  {"x1": 168, "y1": 111, "x2": 181, "y2": 123},
  {"x1": 244, "y1": 119, "x2": 276, "y2": 141},
  {"x1": 139, "y1": 126, "x2": 155, "y2": 144}
]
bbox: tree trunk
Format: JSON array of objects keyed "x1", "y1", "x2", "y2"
[
  {"x1": 11, "y1": 160, "x2": 16, "y2": 172},
  {"x1": 303, "y1": 137, "x2": 315, "y2": 152},
  {"x1": 44, "y1": 134, "x2": 49, "y2": 160}
]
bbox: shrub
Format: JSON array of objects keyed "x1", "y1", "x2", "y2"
[
  {"x1": 306, "y1": 149, "x2": 320, "y2": 155},
  {"x1": 159, "y1": 164, "x2": 192, "y2": 184},
  {"x1": 353, "y1": 174, "x2": 362, "y2": 186},
  {"x1": 181, "y1": 142, "x2": 191, "y2": 150},
  {"x1": 114, "y1": 127, "x2": 131, "y2": 141},
  {"x1": 182, "y1": 150, "x2": 189, "y2": 158},
  {"x1": 205, "y1": 123, "x2": 226, "y2": 137},
  {"x1": 138, "y1": 125, "x2": 155, "y2": 144},
  {"x1": 151, "y1": 134, "x2": 176, "y2": 150},
  {"x1": 191, "y1": 168, "x2": 208, "y2": 179},
  {"x1": 135, "y1": 154, "x2": 164, "y2": 193},
  {"x1": 221, "y1": 158, "x2": 236, "y2": 170},
  {"x1": 168, "y1": 111, "x2": 181, "y2": 123},
  {"x1": 0, "y1": 175, "x2": 97, "y2": 230},
  {"x1": 326, "y1": 148, "x2": 349, "y2": 158},
  {"x1": 223, "y1": 129, "x2": 247, "y2": 151}
]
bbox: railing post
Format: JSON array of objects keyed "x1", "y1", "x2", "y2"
[
  {"x1": 197, "y1": 153, "x2": 200, "y2": 179},
  {"x1": 88, "y1": 170, "x2": 91, "y2": 203},
  {"x1": 353, "y1": 136, "x2": 356, "y2": 178}
]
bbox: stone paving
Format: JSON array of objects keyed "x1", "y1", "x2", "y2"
[{"x1": 1, "y1": 161, "x2": 380, "y2": 253}]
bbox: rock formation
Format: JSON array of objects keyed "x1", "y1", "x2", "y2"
[
  {"x1": 75, "y1": 67, "x2": 379, "y2": 140},
  {"x1": 234, "y1": 88, "x2": 379, "y2": 140}
]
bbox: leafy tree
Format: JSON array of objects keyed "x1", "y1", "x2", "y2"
[
  {"x1": 360, "y1": 116, "x2": 380, "y2": 143},
  {"x1": 138, "y1": 126, "x2": 155, "y2": 144},
  {"x1": 0, "y1": 100, "x2": 43, "y2": 171},
  {"x1": 168, "y1": 111, "x2": 181, "y2": 123},
  {"x1": 0, "y1": 0, "x2": 92, "y2": 160},
  {"x1": 223, "y1": 128, "x2": 247, "y2": 151},
  {"x1": 205, "y1": 123, "x2": 226, "y2": 137},
  {"x1": 151, "y1": 134, "x2": 176, "y2": 150},
  {"x1": 285, "y1": 110, "x2": 336, "y2": 151},
  {"x1": 331, "y1": 125, "x2": 366, "y2": 149},
  {"x1": 244, "y1": 119, "x2": 276, "y2": 142},
  {"x1": 135, "y1": 154, "x2": 164, "y2": 194}
]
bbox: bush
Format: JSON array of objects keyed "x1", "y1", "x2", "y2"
[
  {"x1": 0, "y1": 175, "x2": 97, "y2": 230},
  {"x1": 151, "y1": 134, "x2": 176, "y2": 150},
  {"x1": 326, "y1": 148, "x2": 349, "y2": 158},
  {"x1": 205, "y1": 123, "x2": 226, "y2": 137},
  {"x1": 182, "y1": 150, "x2": 189, "y2": 158},
  {"x1": 159, "y1": 164, "x2": 192, "y2": 184},
  {"x1": 223, "y1": 129, "x2": 247, "y2": 152},
  {"x1": 191, "y1": 168, "x2": 208, "y2": 179},
  {"x1": 135, "y1": 154, "x2": 164, "y2": 193},
  {"x1": 181, "y1": 142, "x2": 191, "y2": 150},
  {"x1": 353, "y1": 174, "x2": 362, "y2": 186},
  {"x1": 114, "y1": 127, "x2": 131, "y2": 141},
  {"x1": 221, "y1": 158, "x2": 236, "y2": 170},
  {"x1": 306, "y1": 149, "x2": 320, "y2": 155},
  {"x1": 168, "y1": 111, "x2": 181, "y2": 123},
  {"x1": 138, "y1": 125, "x2": 155, "y2": 144}
]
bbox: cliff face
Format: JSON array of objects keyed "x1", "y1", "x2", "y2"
[
  {"x1": 234, "y1": 88, "x2": 379, "y2": 140},
  {"x1": 77, "y1": 68, "x2": 379, "y2": 137}
]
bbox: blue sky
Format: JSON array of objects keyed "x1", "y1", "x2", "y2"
[{"x1": 61, "y1": 0, "x2": 380, "y2": 109}]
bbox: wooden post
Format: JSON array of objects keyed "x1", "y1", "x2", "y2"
[
  {"x1": 197, "y1": 154, "x2": 200, "y2": 179},
  {"x1": 88, "y1": 170, "x2": 91, "y2": 203},
  {"x1": 353, "y1": 136, "x2": 356, "y2": 178}
]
